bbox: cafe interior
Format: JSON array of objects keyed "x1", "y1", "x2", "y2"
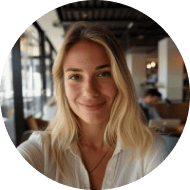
[{"x1": 0, "y1": 1, "x2": 189, "y2": 154}]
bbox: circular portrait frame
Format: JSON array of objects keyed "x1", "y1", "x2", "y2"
[{"x1": 0, "y1": 1, "x2": 189, "y2": 190}]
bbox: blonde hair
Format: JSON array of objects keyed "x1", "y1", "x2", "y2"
[
  {"x1": 46, "y1": 96, "x2": 57, "y2": 107},
  {"x1": 45, "y1": 22, "x2": 155, "y2": 176}
]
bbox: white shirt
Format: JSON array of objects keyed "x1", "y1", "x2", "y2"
[{"x1": 17, "y1": 131, "x2": 168, "y2": 189}]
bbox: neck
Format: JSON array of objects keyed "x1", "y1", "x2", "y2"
[{"x1": 78, "y1": 119, "x2": 107, "y2": 149}]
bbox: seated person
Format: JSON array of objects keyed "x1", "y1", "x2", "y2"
[
  {"x1": 17, "y1": 22, "x2": 167, "y2": 190},
  {"x1": 139, "y1": 89, "x2": 162, "y2": 122}
]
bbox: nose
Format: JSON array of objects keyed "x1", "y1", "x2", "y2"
[{"x1": 82, "y1": 78, "x2": 99, "y2": 98}]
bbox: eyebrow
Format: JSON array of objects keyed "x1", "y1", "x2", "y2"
[
  {"x1": 96, "y1": 64, "x2": 110, "y2": 70},
  {"x1": 65, "y1": 64, "x2": 110, "y2": 72}
]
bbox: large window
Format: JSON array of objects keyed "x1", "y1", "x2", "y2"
[
  {"x1": 45, "y1": 40, "x2": 52, "y2": 98},
  {"x1": 0, "y1": 53, "x2": 16, "y2": 145},
  {"x1": 20, "y1": 25, "x2": 43, "y2": 118},
  {"x1": 1, "y1": 22, "x2": 57, "y2": 146}
]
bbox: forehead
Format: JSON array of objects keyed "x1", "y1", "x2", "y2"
[{"x1": 63, "y1": 41, "x2": 110, "y2": 70}]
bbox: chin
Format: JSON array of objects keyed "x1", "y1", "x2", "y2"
[{"x1": 78, "y1": 115, "x2": 109, "y2": 126}]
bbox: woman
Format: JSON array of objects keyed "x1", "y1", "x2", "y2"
[{"x1": 18, "y1": 22, "x2": 168, "y2": 190}]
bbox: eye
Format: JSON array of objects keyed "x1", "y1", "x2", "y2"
[
  {"x1": 69, "y1": 74, "x2": 82, "y2": 81},
  {"x1": 98, "y1": 71, "x2": 111, "y2": 77}
]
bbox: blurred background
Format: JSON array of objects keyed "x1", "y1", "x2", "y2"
[{"x1": 0, "y1": 1, "x2": 189, "y2": 153}]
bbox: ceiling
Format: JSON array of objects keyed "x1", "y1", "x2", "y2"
[{"x1": 53, "y1": 0, "x2": 168, "y2": 53}]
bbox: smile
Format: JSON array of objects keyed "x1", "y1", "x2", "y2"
[{"x1": 78, "y1": 102, "x2": 105, "y2": 110}]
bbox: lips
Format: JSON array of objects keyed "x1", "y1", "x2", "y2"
[{"x1": 78, "y1": 102, "x2": 105, "y2": 110}]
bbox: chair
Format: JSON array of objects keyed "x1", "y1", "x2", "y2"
[{"x1": 20, "y1": 130, "x2": 34, "y2": 143}]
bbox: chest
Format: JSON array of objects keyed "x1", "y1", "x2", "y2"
[{"x1": 79, "y1": 147, "x2": 114, "y2": 190}]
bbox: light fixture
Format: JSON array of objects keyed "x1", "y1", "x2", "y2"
[
  {"x1": 147, "y1": 63, "x2": 151, "y2": 69},
  {"x1": 127, "y1": 22, "x2": 134, "y2": 29},
  {"x1": 82, "y1": 12, "x2": 88, "y2": 19},
  {"x1": 137, "y1": 35, "x2": 144, "y2": 40},
  {"x1": 151, "y1": 61, "x2": 156, "y2": 68}
]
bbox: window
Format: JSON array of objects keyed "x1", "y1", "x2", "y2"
[
  {"x1": 20, "y1": 25, "x2": 43, "y2": 118},
  {"x1": 0, "y1": 53, "x2": 16, "y2": 145}
]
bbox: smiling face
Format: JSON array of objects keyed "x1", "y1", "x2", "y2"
[{"x1": 63, "y1": 41, "x2": 118, "y2": 127}]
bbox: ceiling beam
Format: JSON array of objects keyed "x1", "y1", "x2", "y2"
[
  {"x1": 111, "y1": 28, "x2": 166, "y2": 35},
  {"x1": 53, "y1": 19, "x2": 154, "y2": 27},
  {"x1": 60, "y1": 7, "x2": 131, "y2": 13}
]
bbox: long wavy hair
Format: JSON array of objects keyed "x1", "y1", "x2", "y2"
[{"x1": 45, "y1": 22, "x2": 155, "y2": 176}]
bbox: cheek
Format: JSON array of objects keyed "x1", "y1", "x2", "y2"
[
  {"x1": 64, "y1": 82, "x2": 82, "y2": 106},
  {"x1": 101, "y1": 81, "x2": 118, "y2": 100},
  {"x1": 64, "y1": 83, "x2": 76, "y2": 101},
  {"x1": 152, "y1": 98, "x2": 157, "y2": 104}
]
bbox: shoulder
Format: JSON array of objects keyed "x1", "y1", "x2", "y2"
[
  {"x1": 154, "y1": 136, "x2": 167, "y2": 152},
  {"x1": 18, "y1": 131, "x2": 50, "y2": 150},
  {"x1": 149, "y1": 136, "x2": 168, "y2": 161},
  {"x1": 17, "y1": 131, "x2": 51, "y2": 172},
  {"x1": 144, "y1": 136, "x2": 168, "y2": 174}
]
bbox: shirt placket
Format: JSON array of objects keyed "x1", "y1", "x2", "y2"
[
  {"x1": 72, "y1": 148, "x2": 91, "y2": 189},
  {"x1": 101, "y1": 153, "x2": 119, "y2": 189}
]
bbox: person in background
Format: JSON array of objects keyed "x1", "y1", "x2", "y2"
[{"x1": 139, "y1": 89, "x2": 162, "y2": 122}]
